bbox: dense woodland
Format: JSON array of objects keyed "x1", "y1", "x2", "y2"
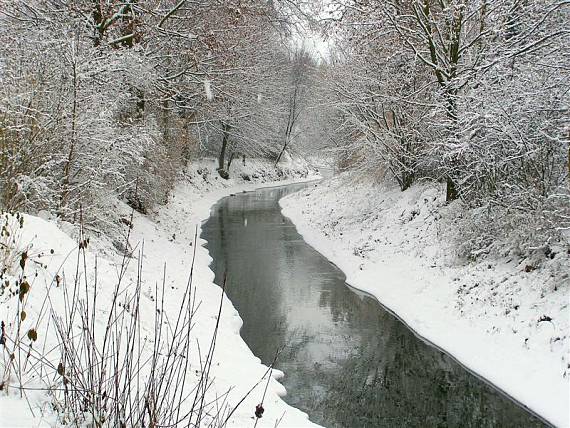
[
  {"x1": 321, "y1": 0, "x2": 569, "y2": 254},
  {"x1": 0, "y1": 0, "x2": 321, "y2": 224},
  {"x1": 0, "y1": 0, "x2": 569, "y2": 252}
]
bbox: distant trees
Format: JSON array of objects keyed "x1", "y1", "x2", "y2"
[
  {"x1": 191, "y1": 4, "x2": 292, "y2": 177},
  {"x1": 275, "y1": 48, "x2": 314, "y2": 164}
]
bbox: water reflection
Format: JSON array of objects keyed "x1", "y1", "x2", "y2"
[{"x1": 202, "y1": 183, "x2": 546, "y2": 428}]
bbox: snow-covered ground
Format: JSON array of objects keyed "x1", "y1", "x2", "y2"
[
  {"x1": 0, "y1": 158, "x2": 322, "y2": 427},
  {"x1": 280, "y1": 173, "x2": 569, "y2": 428}
]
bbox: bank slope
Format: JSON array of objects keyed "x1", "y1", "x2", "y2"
[
  {"x1": 280, "y1": 174, "x2": 569, "y2": 428},
  {"x1": 0, "y1": 158, "x2": 322, "y2": 428}
]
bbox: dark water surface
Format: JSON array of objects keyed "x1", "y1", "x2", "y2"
[{"x1": 201, "y1": 183, "x2": 547, "y2": 428}]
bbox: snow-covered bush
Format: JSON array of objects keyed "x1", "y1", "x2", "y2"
[
  {"x1": 0, "y1": 216, "x2": 239, "y2": 426},
  {"x1": 0, "y1": 212, "x2": 25, "y2": 281}
]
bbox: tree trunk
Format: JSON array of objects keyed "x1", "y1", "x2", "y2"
[
  {"x1": 444, "y1": 92, "x2": 460, "y2": 202},
  {"x1": 401, "y1": 170, "x2": 415, "y2": 191},
  {"x1": 418, "y1": 0, "x2": 463, "y2": 202},
  {"x1": 276, "y1": 83, "x2": 299, "y2": 166},
  {"x1": 275, "y1": 141, "x2": 287, "y2": 165},
  {"x1": 218, "y1": 123, "x2": 230, "y2": 179},
  {"x1": 227, "y1": 151, "x2": 235, "y2": 170},
  {"x1": 60, "y1": 55, "x2": 78, "y2": 218},
  {"x1": 446, "y1": 176, "x2": 459, "y2": 202}
]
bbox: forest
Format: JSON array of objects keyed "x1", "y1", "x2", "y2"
[{"x1": 1, "y1": 0, "x2": 568, "y2": 251}]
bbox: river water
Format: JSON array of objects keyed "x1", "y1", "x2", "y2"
[{"x1": 201, "y1": 182, "x2": 547, "y2": 428}]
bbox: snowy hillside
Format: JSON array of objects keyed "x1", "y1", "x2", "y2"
[
  {"x1": 280, "y1": 173, "x2": 570, "y2": 427},
  {"x1": 0, "y1": 159, "x2": 321, "y2": 427}
]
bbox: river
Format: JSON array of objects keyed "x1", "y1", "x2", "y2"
[{"x1": 201, "y1": 182, "x2": 547, "y2": 428}]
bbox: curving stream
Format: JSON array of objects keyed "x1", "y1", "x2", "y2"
[{"x1": 201, "y1": 182, "x2": 548, "y2": 428}]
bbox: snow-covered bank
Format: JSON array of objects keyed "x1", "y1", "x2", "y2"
[
  {"x1": 280, "y1": 174, "x2": 569, "y2": 428},
  {"x1": 0, "y1": 158, "x2": 321, "y2": 427}
]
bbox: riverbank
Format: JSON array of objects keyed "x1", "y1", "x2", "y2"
[
  {"x1": 279, "y1": 173, "x2": 569, "y2": 428},
  {"x1": 0, "y1": 158, "x2": 321, "y2": 427}
]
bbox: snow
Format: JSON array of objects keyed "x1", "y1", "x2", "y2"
[
  {"x1": 279, "y1": 173, "x2": 570, "y2": 428},
  {"x1": 4, "y1": 158, "x2": 567, "y2": 427},
  {"x1": 0, "y1": 158, "x2": 322, "y2": 427},
  {"x1": 204, "y1": 80, "x2": 214, "y2": 101}
]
